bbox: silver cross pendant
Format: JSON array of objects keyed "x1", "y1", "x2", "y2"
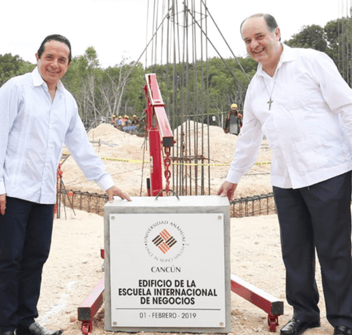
[{"x1": 267, "y1": 98, "x2": 273, "y2": 110}]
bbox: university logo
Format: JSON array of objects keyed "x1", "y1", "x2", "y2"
[
  {"x1": 144, "y1": 220, "x2": 186, "y2": 261},
  {"x1": 152, "y1": 229, "x2": 177, "y2": 254}
]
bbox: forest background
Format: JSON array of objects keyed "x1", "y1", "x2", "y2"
[{"x1": 0, "y1": 18, "x2": 351, "y2": 130}]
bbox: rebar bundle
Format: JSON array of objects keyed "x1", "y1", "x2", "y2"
[{"x1": 144, "y1": 0, "x2": 248, "y2": 196}]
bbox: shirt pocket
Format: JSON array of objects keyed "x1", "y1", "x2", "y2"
[
  {"x1": 291, "y1": 138, "x2": 328, "y2": 173},
  {"x1": 286, "y1": 71, "x2": 321, "y2": 110}
]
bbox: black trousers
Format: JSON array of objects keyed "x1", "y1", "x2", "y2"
[
  {"x1": 0, "y1": 197, "x2": 54, "y2": 332},
  {"x1": 273, "y1": 171, "x2": 352, "y2": 328}
]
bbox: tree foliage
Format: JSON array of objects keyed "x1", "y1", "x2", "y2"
[
  {"x1": 1, "y1": 16, "x2": 351, "y2": 129},
  {"x1": 0, "y1": 54, "x2": 35, "y2": 87},
  {"x1": 285, "y1": 24, "x2": 327, "y2": 52},
  {"x1": 143, "y1": 56, "x2": 255, "y2": 127},
  {"x1": 61, "y1": 48, "x2": 146, "y2": 129},
  {"x1": 285, "y1": 17, "x2": 352, "y2": 84}
]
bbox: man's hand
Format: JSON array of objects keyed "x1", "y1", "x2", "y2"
[
  {"x1": 106, "y1": 186, "x2": 132, "y2": 203},
  {"x1": 217, "y1": 181, "x2": 237, "y2": 202},
  {"x1": 0, "y1": 194, "x2": 6, "y2": 215}
]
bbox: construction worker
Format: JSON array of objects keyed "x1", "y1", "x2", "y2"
[
  {"x1": 110, "y1": 114, "x2": 117, "y2": 125},
  {"x1": 116, "y1": 115, "x2": 122, "y2": 129},
  {"x1": 132, "y1": 114, "x2": 140, "y2": 126},
  {"x1": 120, "y1": 115, "x2": 127, "y2": 127},
  {"x1": 224, "y1": 103, "x2": 242, "y2": 135},
  {"x1": 124, "y1": 115, "x2": 131, "y2": 126}
]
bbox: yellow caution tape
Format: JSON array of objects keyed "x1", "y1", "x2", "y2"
[
  {"x1": 172, "y1": 162, "x2": 228, "y2": 167},
  {"x1": 62, "y1": 152, "x2": 270, "y2": 167},
  {"x1": 254, "y1": 161, "x2": 271, "y2": 166},
  {"x1": 101, "y1": 156, "x2": 149, "y2": 164},
  {"x1": 172, "y1": 161, "x2": 271, "y2": 167},
  {"x1": 62, "y1": 153, "x2": 149, "y2": 164}
]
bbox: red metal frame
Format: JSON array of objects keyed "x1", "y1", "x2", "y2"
[
  {"x1": 231, "y1": 274, "x2": 283, "y2": 332},
  {"x1": 78, "y1": 277, "x2": 105, "y2": 335},
  {"x1": 143, "y1": 73, "x2": 174, "y2": 195}
]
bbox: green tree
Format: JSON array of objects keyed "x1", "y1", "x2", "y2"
[
  {"x1": 284, "y1": 18, "x2": 352, "y2": 85},
  {"x1": 325, "y1": 18, "x2": 352, "y2": 81},
  {"x1": 85, "y1": 46, "x2": 100, "y2": 69},
  {"x1": 63, "y1": 48, "x2": 146, "y2": 129},
  {"x1": 0, "y1": 53, "x2": 35, "y2": 87},
  {"x1": 285, "y1": 24, "x2": 327, "y2": 52}
]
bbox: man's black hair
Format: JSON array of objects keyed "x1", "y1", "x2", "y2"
[{"x1": 37, "y1": 34, "x2": 72, "y2": 63}]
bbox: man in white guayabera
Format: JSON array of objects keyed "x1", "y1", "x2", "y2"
[
  {"x1": 0, "y1": 34, "x2": 131, "y2": 335},
  {"x1": 218, "y1": 13, "x2": 352, "y2": 335}
]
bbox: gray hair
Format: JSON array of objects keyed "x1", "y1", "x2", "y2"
[{"x1": 240, "y1": 13, "x2": 279, "y2": 35}]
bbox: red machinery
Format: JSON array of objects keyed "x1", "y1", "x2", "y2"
[
  {"x1": 143, "y1": 73, "x2": 174, "y2": 196},
  {"x1": 77, "y1": 73, "x2": 283, "y2": 334}
]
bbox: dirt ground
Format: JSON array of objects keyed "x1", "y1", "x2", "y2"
[{"x1": 38, "y1": 123, "x2": 334, "y2": 335}]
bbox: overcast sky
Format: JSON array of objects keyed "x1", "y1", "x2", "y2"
[{"x1": 0, "y1": 0, "x2": 344, "y2": 68}]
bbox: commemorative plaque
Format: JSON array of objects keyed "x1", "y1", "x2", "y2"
[{"x1": 104, "y1": 195, "x2": 231, "y2": 333}]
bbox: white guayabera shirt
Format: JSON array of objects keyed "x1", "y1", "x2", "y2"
[
  {"x1": 227, "y1": 44, "x2": 352, "y2": 189},
  {"x1": 0, "y1": 67, "x2": 113, "y2": 204}
]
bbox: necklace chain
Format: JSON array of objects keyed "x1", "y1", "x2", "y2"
[{"x1": 262, "y1": 69, "x2": 279, "y2": 110}]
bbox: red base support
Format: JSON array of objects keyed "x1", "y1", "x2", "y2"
[
  {"x1": 268, "y1": 314, "x2": 280, "y2": 332},
  {"x1": 80, "y1": 321, "x2": 92, "y2": 335},
  {"x1": 231, "y1": 274, "x2": 283, "y2": 332},
  {"x1": 78, "y1": 277, "x2": 105, "y2": 335}
]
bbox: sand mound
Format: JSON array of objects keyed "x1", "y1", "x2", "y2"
[{"x1": 61, "y1": 122, "x2": 272, "y2": 198}]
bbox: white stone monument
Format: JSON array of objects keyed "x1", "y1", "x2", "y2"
[{"x1": 104, "y1": 195, "x2": 231, "y2": 333}]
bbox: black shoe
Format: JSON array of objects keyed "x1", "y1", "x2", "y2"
[
  {"x1": 16, "y1": 322, "x2": 62, "y2": 335},
  {"x1": 0, "y1": 331, "x2": 15, "y2": 335},
  {"x1": 334, "y1": 326, "x2": 352, "y2": 335},
  {"x1": 280, "y1": 318, "x2": 320, "y2": 335}
]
